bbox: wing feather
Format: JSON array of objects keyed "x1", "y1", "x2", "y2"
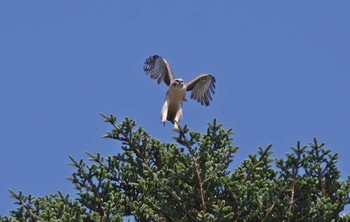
[
  {"x1": 185, "y1": 74, "x2": 216, "y2": 106},
  {"x1": 143, "y1": 55, "x2": 175, "y2": 86}
]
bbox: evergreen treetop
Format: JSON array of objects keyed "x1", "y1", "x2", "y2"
[{"x1": 1, "y1": 115, "x2": 349, "y2": 221}]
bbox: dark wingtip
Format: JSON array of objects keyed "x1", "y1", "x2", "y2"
[{"x1": 143, "y1": 56, "x2": 156, "y2": 73}]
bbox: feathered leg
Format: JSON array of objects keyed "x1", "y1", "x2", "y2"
[
  {"x1": 160, "y1": 100, "x2": 168, "y2": 126},
  {"x1": 173, "y1": 107, "x2": 183, "y2": 129}
]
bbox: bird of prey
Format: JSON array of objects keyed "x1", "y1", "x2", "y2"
[{"x1": 143, "y1": 55, "x2": 216, "y2": 129}]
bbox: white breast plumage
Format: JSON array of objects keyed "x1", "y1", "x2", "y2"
[{"x1": 166, "y1": 85, "x2": 186, "y2": 105}]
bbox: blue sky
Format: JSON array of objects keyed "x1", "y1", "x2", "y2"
[{"x1": 1, "y1": 1, "x2": 350, "y2": 215}]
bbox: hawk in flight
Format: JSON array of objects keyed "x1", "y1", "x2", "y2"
[{"x1": 143, "y1": 55, "x2": 216, "y2": 129}]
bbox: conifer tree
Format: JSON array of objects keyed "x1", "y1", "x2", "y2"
[{"x1": 1, "y1": 114, "x2": 349, "y2": 221}]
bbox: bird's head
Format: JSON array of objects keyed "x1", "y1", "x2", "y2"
[{"x1": 171, "y1": 78, "x2": 184, "y2": 87}]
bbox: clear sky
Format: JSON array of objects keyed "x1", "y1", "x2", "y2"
[{"x1": 1, "y1": 1, "x2": 350, "y2": 216}]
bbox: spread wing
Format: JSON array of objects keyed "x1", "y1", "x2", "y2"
[
  {"x1": 143, "y1": 55, "x2": 175, "y2": 86},
  {"x1": 185, "y1": 74, "x2": 216, "y2": 106}
]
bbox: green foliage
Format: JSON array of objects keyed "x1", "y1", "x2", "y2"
[
  {"x1": 2, "y1": 190, "x2": 87, "y2": 222},
  {"x1": 1, "y1": 115, "x2": 350, "y2": 221}
]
